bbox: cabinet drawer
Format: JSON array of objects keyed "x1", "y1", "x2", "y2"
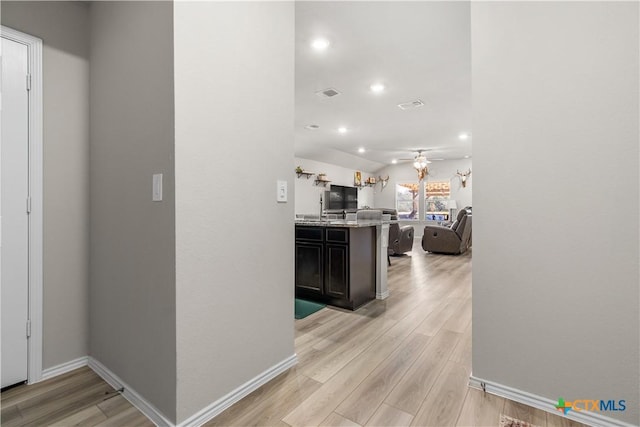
[
  {"x1": 326, "y1": 228, "x2": 349, "y2": 243},
  {"x1": 296, "y1": 226, "x2": 324, "y2": 241}
]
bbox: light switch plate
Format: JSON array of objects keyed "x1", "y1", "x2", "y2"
[
  {"x1": 277, "y1": 180, "x2": 287, "y2": 203},
  {"x1": 153, "y1": 173, "x2": 163, "y2": 202}
]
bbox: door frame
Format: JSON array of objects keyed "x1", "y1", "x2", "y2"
[{"x1": 1, "y1": 25, "x2": 43, "y2": 384}]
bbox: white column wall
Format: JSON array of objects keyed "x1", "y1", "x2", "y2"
[
  {"x1": 174, "y1": 2, "x2": 295, "y2": 422},
  {"x1": 472, "y1": 3, "x2": 639, "y2": 424}
]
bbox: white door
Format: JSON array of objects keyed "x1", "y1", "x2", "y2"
[{"x1": 1, "y1": 36, "x2": 30, "y2": 388}]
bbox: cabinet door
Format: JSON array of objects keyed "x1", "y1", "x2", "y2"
[
  {"x1": 295, "y1": 242, "x2": 324, "y2": 294},
  {"x1": 325, "y1": 244, "x2": 348, "y2": 299}
]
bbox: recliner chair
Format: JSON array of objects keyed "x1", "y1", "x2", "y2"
[
  {"x1": 389, "y1": 222, "x2": 414, "y2": 255},
  {"x1": 421, "y1": 208, "x2": 472, "y2": 255},
  {"x1": 371, "y1": 209, "x2": 414, "y2": 256}
]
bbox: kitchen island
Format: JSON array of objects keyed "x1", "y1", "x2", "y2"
[{"x1": 295, "y1": 220, "x2": 389, "y2": 310}]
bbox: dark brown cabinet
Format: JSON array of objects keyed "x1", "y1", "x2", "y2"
[
  {"x1": 325, "y1": 244, "x2": 348, "y2": 299},
  {"x1": 295, "y1": 242, "x2": 323, "y2": 294},
  {"x1": 295, "y1": 225, "x2": 375, "y2": 310}
]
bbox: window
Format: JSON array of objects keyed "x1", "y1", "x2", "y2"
[
  {"x1": 396, "y1": 183, "x2": 419, "y2": 220},
  {"x1": 424, "y1": 181, "x2": 450, "y2": 221}
]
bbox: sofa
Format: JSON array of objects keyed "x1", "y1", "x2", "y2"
[{"x1": 421, "y1": 207, "x2": 472, "y2": 255}]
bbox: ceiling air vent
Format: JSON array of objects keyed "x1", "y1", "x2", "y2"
[
  {"x1": 315, "y1": 88, "x2": 341, "y2": 98},
  {"x1": 397, "y1": 99, "x2": 425, "y2": 110}
]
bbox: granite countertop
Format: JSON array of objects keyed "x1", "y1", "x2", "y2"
[{"x1": 295, "y1": 219, "x2": 396, "y2": 228}]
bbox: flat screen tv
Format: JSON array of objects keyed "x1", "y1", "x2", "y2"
[{"x1": 327, "y1": 185, "x2": 358, "y2": 210}]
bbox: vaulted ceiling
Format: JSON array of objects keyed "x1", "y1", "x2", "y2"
[{"x1": 295, "y1": 2, "x2": 471, "y2": 173}]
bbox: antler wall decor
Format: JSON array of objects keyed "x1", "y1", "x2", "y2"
[
  {"x1": 378, "y1": 175, "x2": 390, "y2": 190},
  {"x1": 456, "y1": 169, "x2": 471, "y2": 187}
]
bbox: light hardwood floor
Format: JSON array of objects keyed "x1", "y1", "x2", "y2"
[
  {"x1": 0, "y1": 367, "x2": 152, "y2": 427},
  {"x1": 1, "y1": 245, "x2": 586, "y2": 427}
]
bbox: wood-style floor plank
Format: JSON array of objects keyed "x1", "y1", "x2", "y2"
[
  {"x1": 10, "y1": 380, "x2": 113, "y2": 427},
  {"x1": 455, "y1": 387, "x2": 506, "y2": 426},
  {"x1": 92, "y1": 406, "x2": 153, "y2": 427},
  {"x1": 365, "y1": 403, "x2": 413, "y2": 427},
  {"x1": 1, "y1": 248, "x2": 590, "y2": 427},
  {"x1": 383, "y1": 329, "x2": 461, "y2": 415},
  {"x1": 410, "y1": 361, "x2": 469, "y2": 426},
  {"x1": 0, "y1": 368, "x2": 146, "y2": 427},
  {"x1": 49, "y1": 405, "x2": 108, "y2": 426},
  {"x1": 320, "y1": 412, "x2": 361, "y2": 427},
  {"x1": 303, "y1": 315, "x2": 397, "y2": 383},
  {"x1": 1, "y1": 367, "x2": 95, "y2": 408},
  {"x1": 0, "y1": 403, "x2": 23, "y2": 425},
  {"x1": 413, "y1": 299, "x2": 465, "y2": 337},
  {"x1": 448, "y1": 322, "x2": 472, "y2": 369},
  {"x1": 205, "y1": 368, "x2": 321, "y2": 427},
  {"x1": 442, "y1": 297, "x2": 472, "y2": 334},
  {"x1": 335, "y1": 333, "x2": 430, "y2": 425},
  {"x1": 282, "y1": 332, "x2": 408, "y2": 427},
  {"x1": 96, "y1": 394, "x2": 133, "y2": 418}
]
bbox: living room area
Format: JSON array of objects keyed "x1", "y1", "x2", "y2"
[{"x1": 291, "y1": 1, "x2": 473, "y2": 315}]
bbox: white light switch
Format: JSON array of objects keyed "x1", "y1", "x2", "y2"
[
  {"x1": 277, "y1": 180, "x2": 287, "y2": 202},
  {"x1": 152, "y1": 173, "x2": 163, "y2": 202}
]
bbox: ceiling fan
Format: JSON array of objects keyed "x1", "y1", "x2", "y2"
[{"x1": 398, "y1": 150, "x2": 432, "y2": 180}]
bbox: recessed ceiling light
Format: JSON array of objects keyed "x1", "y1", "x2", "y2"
[
  {"x1": 338, "y1": 127, "x2": 348, "y2": 134},
  {"x1": 305, "y1": 124, "x2": 320, "y2": 130},
  {"x1": 459, "y1": 132, "x2": 470, "y2": 140},
  {"x1": 464, "y1": 155, "x2": 470, "y2": 159},
  {"x1": 370, "y1": 83, "x2": 385, "y2": 93},
  {"x1": 358, "y1": 147, "x2": 365, "y2": 153},
  {"x1": 391, "y1": 159, "x2": 398, "y2": 164},
  {"x1": 311, "y1": 38, "x2": 330, "y2": 51}
]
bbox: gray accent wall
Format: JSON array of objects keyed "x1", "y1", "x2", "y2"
[
  {"x1": 1, "y1": 1, "x2": 90, "y2": 370},
  {"x1": 471, "y1": 2, "x2": 639, "y2": 424},
  {"x1": 173, "y1": 2, "x2": 295, "y2": 422},
  {"x1": 89, "y1": 2, "x2": 176, "y2": 421}
]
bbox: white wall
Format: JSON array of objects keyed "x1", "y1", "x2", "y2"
[
  {"x1": 294, "y1": 157, "x2": 375, "y2": 215},
  {"x1": 374, "y1": 158, "x2": 472, "y2": 237},
  {"x1": 174, "y1": 2, "x2": 295, "y2": 423},
  {"x1": 472, "y1": 2, "x2": 638, "y2": 425},
  {"x1": 1, "y1": 1, "x2": 90, "y2": 370},
  {"x1": 89, "y1": 2, "x2": 176, "y2": 421}
]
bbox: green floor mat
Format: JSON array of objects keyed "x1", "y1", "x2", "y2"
[{"x1": 295, "y1": 298, "x2": 326, "y2": 319}]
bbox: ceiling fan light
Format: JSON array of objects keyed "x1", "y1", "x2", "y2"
[{"x1": 413, "y1": 154, "x2": 429, "y2": 169}]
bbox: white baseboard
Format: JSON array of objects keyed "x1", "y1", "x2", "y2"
[
  {"x1": 40, "y1": 356, "x2": 88, "y2": 381},
  {"x1": 40, "y1": 354, "x2": 298, "y2": 427},
  {"x1": 376, "y1": 290, "x2": 389, "y2": 299},
  {"x1": 88, "y1": 357, "x2": 173, "y2": 427},
  {"x1": 469, "y1": 376, "x2": 637, "y2": 427},
  {"x1": 177, "y1": 354, "x2": 298, "y2": 427}
]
